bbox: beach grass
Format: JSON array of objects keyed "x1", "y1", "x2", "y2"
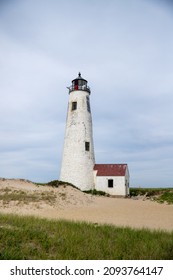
[
  {"x1": 0, "y1": 188, "x2": 56, "y2": 205},
  {"x1": 130, "y1": 188, "x2": 173, "y2": 204},
  {"x1": 0, "y1": 213, "x2": 173, "y2": 260}
]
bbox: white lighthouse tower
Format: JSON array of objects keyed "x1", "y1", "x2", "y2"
[{"x1": 60, "y1": 73, "x2": 95, "y2": 191}]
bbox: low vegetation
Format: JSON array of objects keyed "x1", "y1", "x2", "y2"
[
  {"x1": 130, "y1": 188, "x2": 173, "y2": 204},
  {"x1": 45, "y1": 181, "x2": 107, "y2": 196},
  {"x1": 36, "y1": 180, "x2": 78, "y2": 189},
  {"x1": 0, "y1": 188, "x2": 56, "y2": 205},
  {"x1": 36, "y1": 180, "x2": 173, "y2": 204},
  {"x1": 1, "y1": 179, "x2": 173, "y2": 205},
  {"x1": 0, "y1": 213, "x2": 173, "y2": 260},
  {"x1": 156, "y1": 191, "x2": 173, "y2": 204},
  {"x1": 84, "y1": 187, "x2": 173, "y2": 204},
  {"x1": 84, "y1": 189, "x2": 108, "y2": 196}
]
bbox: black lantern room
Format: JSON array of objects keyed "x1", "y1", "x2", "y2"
[{"x1": 68, "y1": 72, "x2": 90, "y2": 94}]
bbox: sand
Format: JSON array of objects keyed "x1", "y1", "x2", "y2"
[{"x1": 0, "y1": 178, "x2": 173, "y2": 232}]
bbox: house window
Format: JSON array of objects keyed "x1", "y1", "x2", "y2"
[
  {"x1": 72, "y1": 101, "x2": 77, "y2": 110},
  {"x1": 85, "y1": 142, "x2": 90, "y2": 151},
  {"x1": 108, "y1": 179, "x2": 113, "y2": 188}
]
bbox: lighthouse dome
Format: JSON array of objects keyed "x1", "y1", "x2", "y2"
[
  {"x1": 72, "y1": 72, "x2": 87, "y2": 83},
  {"x1": 69, "y1": 72, "x2": 90, "y2": 94}
]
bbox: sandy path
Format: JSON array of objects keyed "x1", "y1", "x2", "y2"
[{"x1": 0, "y1": 179, "x2": 173, "y2": 232}]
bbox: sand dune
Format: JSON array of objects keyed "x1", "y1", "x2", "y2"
[{"x1": 0, "y1": 178, "x2": 173, "y2": 231}]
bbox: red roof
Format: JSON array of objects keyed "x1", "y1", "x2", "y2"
[{"x1": 94, "y1": 164, "x2": 127, "y2": 176}]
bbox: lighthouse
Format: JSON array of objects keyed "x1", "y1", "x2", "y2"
[{"x1": 60, "y1": 73, "x2": 95, "y2": 191}]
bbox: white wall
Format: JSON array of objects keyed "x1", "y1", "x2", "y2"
[{"x1": 95, "y1": 176, "x2": 126, "y2": 196}]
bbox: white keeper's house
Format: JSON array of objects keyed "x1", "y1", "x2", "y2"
[{"x1": 60, "y1": 73, "x2": 129, "y2": 196}]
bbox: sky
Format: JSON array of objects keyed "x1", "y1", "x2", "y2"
[{"x1": 0, "y1": 0, "x2": 173, "y2": 187}]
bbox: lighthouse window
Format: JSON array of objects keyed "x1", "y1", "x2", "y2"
[
  {"x1": 86, "y1": 96, "x2": 91, "y2": 112},
  {"x1": 85, "y1": 142, "x2": 90, "y2": 151},
  {"x1": 108, "y1": 179, "x2": 113, "y2": 188},
  {"x1": 72, "y1": 101, "x2": 77, "y2": 110}
]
